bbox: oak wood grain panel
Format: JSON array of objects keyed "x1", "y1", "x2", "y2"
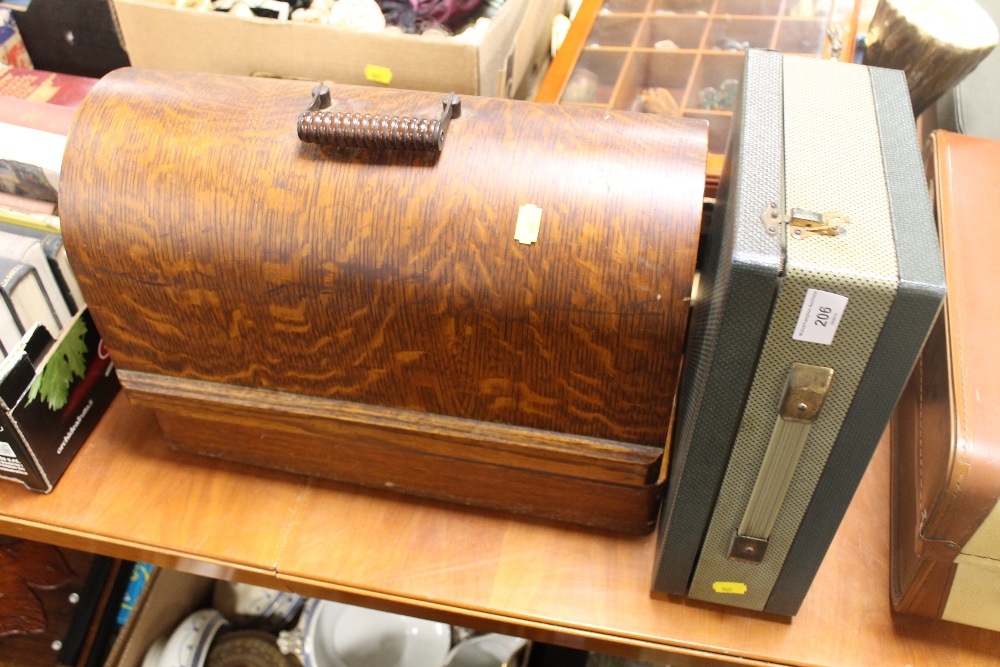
[
  {"x1": 278, "y1": 430, "x2": 1000, "y2": 667},
  {"x1": 61, "y1": 69, "x2": 707, "y2": 449},
  {"x1": 125, "y1": 397, "x2": 662, "y2": 534},
  {"x1": 118, "y1": 367, "x2": 665, "y2": 532},
  {"x1": 119, "y1": 370, "x2": 663, "y2": 486},
  {"x1": 0, "y1": 396, "x2": 304, "y2": 584},
  {"x1": 150, "y1": 408, "x2": 663, "y2": 534}
]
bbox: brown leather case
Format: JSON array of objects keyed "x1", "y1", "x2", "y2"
[
  {"x1": 60, "y1": 69, "x2": 708, "y2": 533},
  {"x1": 891, "y1": 130, "x2": 1000, "y2": 628}
]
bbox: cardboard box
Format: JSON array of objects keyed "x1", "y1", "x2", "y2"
[
  {"x1": 109, "y1": 0, "x2": 562, "y2": 97},
  {"x1": 0, "y1": 308, "x2": 120, "y2": 492},
  {"x1": 104, "y1": 569, "x2": 215, "y2": 667},
  {"x1": 105, "y1": 569, "x2": 535, "y2": 667}
]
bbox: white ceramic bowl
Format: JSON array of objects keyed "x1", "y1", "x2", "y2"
[
  {"x1": 158, "y1": 609, "x2": 229, "y2": 667},
  {"x1": 298, "y1": 599, "x2": 450, "y2": 667},
  {"x1": 212, "y1": 581, "x2": 304, "y2": 631},
  {"x1": 443, "y1": 634, "x2": 529, "y2": 667},
  {"x1": 141, "y1": 637, "x2": 167, "y2": 667}
]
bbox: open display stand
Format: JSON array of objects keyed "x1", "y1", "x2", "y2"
[{"x1": 536, "y1": 0, "x2": 860, "y2": 179}]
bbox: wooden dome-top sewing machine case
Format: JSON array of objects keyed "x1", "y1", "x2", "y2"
[{"x1": 59, "y1": 69, "x2": 709, "y2": 533}]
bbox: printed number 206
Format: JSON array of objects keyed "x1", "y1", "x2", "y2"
[{"x1": 814, "y1": 306, "x2": 833, "y2": 328}]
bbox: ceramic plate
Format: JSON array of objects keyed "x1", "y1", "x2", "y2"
[
  {"x1": 142, "y1": 637, "x2": 167, "y2": 667},
  {"x1": 213, "y1": 581, "x2": 304, "y2": 631},
  {"x1": 301, "y1": 600, "x2": 450, "y2": 667},
  {"x1": 159, "y1": 609, "x2": 230, "y2": 667},
  {"x1": 443, "y1": 634, "x2": 529, "y2": 667}
]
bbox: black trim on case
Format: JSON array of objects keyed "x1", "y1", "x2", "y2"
[{"x1": 652, "y1": 49, "x2": 785, "y2": 595}]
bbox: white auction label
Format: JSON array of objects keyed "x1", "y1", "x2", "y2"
[
  {"x1": 793, "y1": 289, "x2": 848, "y2": 345},
  {"x1": 0, "y1": 441, "x2": 15, "y2": 458},
  {"x1": 515, "y1": 204, "x2": 542, "y2": 245}
]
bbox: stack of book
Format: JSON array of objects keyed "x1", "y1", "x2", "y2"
[
  {"x1": 0, "y1": 63, "x2": 94, "y2": 235},
  {"x1": 0, "y1": 67, "x2": 119, "y2": 493}
]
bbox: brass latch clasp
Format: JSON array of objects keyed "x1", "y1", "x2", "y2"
[{"x1": 761, "y1": 204, "x2": 850, "y2": 239}]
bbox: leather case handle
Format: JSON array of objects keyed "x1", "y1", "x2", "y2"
[{"x1": 297, "y1": 84, "x2": 461, "y2": 152}]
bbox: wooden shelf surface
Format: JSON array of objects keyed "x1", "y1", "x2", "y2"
[{"x1": 0, "y1": 396, "x2": 997, "y2": 666}]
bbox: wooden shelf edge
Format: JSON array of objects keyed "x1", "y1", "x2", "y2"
[
  {"x1": 0, "y1": 401, "x2": 996, "y2": 666},
  {"x1": 275, "y1": 573, "x2": 782, "y2": 667},
  {"x1": 0, "y1": 514, "x2": 283, "y2": 589}
]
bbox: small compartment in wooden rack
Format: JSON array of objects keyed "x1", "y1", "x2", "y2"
[
  {"x1": 637, "y1": 17, "x2": 709, "y2": 48},
  {"x1": 612, "y1": 51, "x2": 696, "y2": 112},
  {"x1": 685, "y1": 110, "x2": 733, "y2": 154},
  {"x1": 685, "y1": 52, "x2": 744, "y2": 109},
  {"x1": 649, "y1": 0, "x2": 715, "y2": 14},
  {"x1": 715, "y1": 0, "x2": 782, "y2": 15},
  {"x1": 785, "y1": 0, "x2": 833, "y2": 17},
  {"x1": 561, "y1": 50, "x2": 629, "y2": 104},
  {"x1": 776, "y1": 19, "x2": 828, "y2": 53},
  {"x1": 705, "y1": 17, "x2": 776, "y2": 49},
  {"x1": 827, "y1": 0, "x2": 853, "y2": 24},
  {"x1": 600, "y1": 0, "x2": 650, "y2": 13},
  {"x1": 587, "y1": 16, "x2": 643, "y2": 46}
]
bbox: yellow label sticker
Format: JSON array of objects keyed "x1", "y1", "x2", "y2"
[
  {"x1": 365, "y1": 65, "x2": 393, "y2": 85},
  {"x1": 515, "y1": 204, "x2": 542, "y2": 244},
  {"x1": 712, "y1": 581, "x2": 747, "y2": 595}
]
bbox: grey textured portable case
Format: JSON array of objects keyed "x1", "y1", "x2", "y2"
[{"x1": 652, "y1": 50, "x2": 946, "y2": 615}]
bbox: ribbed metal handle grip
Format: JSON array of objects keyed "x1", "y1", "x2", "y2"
[
  {"x1": 298, "y1": 111, "x2": 444, "y2": 151},
  {"x1": 297, "y1": 84, "x2": 460, "y2": 153}
]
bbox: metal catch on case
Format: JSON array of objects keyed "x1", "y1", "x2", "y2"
[
  {"x1": 297, "y1": 83, "x2": 461, "y2": 152},
  {"x1": 761, "y1": 204, "x2": 850, "y2": 238}
]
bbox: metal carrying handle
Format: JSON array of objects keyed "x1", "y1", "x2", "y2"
[
  {"x1": 297, "y1": 84, "x2": 461, "y2": 152},
  {"x1": 728, "y1": 363, "x2": 834, "y2": 563}
]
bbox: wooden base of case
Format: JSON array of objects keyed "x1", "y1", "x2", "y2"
[{"x1": 119, "y1": 371, "x2": 667, "y2": 534}]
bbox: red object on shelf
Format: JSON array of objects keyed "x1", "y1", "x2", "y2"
[
  {"x1": 0, "y1": 66, "x2": 96, "y2": 107},
  {"x1": 0, "y1": 94, "x2": 74, "y2": 134}
]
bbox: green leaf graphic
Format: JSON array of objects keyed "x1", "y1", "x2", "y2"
[{"x1": 27, "y1": 318, "x2": 88, "y2": 412}]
